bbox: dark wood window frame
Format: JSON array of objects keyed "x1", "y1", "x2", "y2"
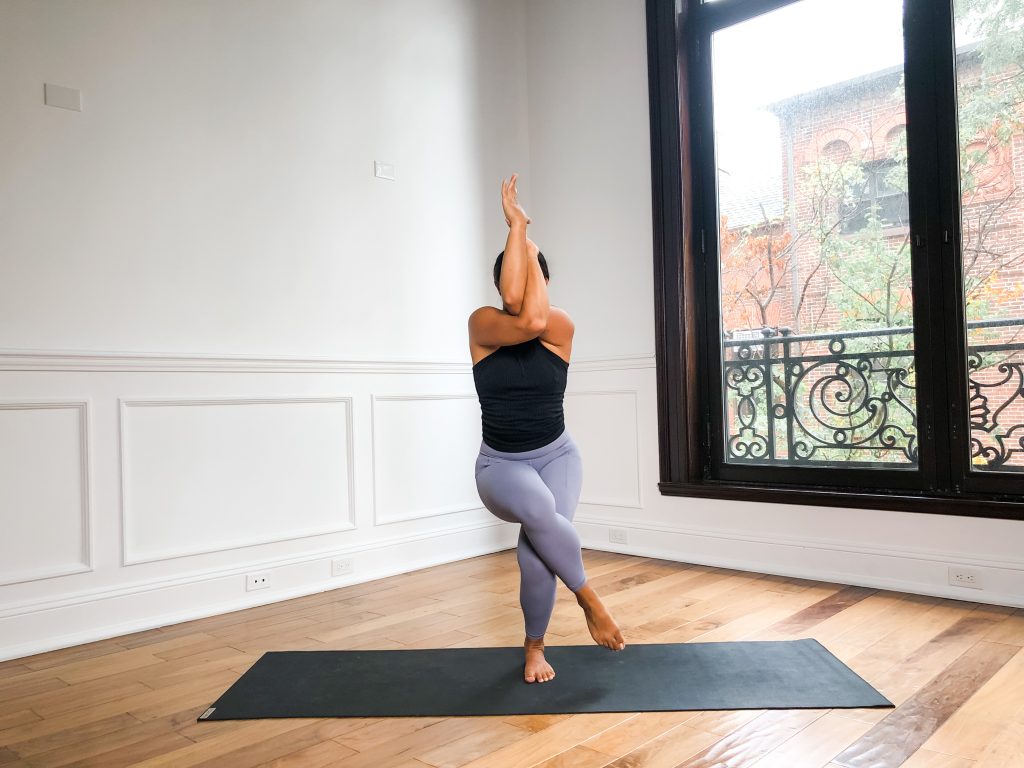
[{"x1": 646, "y1": 0, "x2": 1024, "y2": 521}]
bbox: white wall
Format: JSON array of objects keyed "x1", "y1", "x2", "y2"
[
  {"x1": 523, "y1": 0, "x2": 656, "y2": 361},
  {"x1": 523, "y1": 0, "x2": 1024, "y2": 606},
  {"x1": 0, "y1": 0, "x2": 534, "y2": 661},
  {"x1": 0, "y1": 0, "x2": 529, "y2": 361}
]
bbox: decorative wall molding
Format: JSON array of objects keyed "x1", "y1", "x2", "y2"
[
  {"x1": 0, "y1": 347, "x2": 656, "y2": 374},
  {"x1": 370, "y1": 393, "x2": 484, "y2": 525},
  {"x1": 566, "y1": 389, "x2": 644, "y2": 509},
  {"x1": 118, "y1": 396, "x2": 357, "y2": 565},
  {"x1": 0, "y1": 400, "x2": 93, "y2": 586}
]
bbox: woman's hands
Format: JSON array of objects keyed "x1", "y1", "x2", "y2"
[{"x1": 501, "y1": 173, "x2": 531, "y2": 229}]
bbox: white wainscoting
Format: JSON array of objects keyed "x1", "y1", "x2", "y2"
[
  {"x1": 0, "y1": 352, "x2": 517, "y2": 662},
  {"x1": 565, "y1": 389, "x2": 642, "y2": 509},
  {"x1": 1, "y1": 347, "x2": 1020, "y2": 663},
  {"x1": 371, "y1": 394, "x2": 483, "y2": 525},
  {"x1": 120, "y1": 396, "x2": 357, "y2": 565},
  {"x1": 0, "y1": 401, "x2": 92, "y2": 587}
]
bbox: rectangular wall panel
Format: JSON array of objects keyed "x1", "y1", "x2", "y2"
[
  {"x1": 565, "y1": 390, "x2": 642, "y2": 508},
  {"x1": 121, "y1": 397, "x2": 354, "y2": 564},
  {"x1": 372, "y1": 395, "x2": 483, "y2": 524},
  {"x1": 0, "y1": 402, "x2": 90, "y2": 585}
]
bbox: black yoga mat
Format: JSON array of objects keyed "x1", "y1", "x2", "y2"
[{"x1": 196, "y1": 637, "x2": 892, "y2": 720}]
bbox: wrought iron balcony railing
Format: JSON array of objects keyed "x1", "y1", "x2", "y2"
[{"x1": 721, "y1": 317, "x2": 1024, "y2": 470}]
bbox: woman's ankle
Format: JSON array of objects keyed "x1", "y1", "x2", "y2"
[{"x1": 573, "y1": 580, "x2": 594, "y2": 604}]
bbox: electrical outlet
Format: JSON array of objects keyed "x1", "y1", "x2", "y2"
[
  {"x1": 332, "y1": 557, "x2": 354, "y2": 576},
  {"x1": 948, "y1": 565, "x2": 982, "y2": 590},
  {"x1": 246, "y1": 571, "x2": 271, "y2": 591},
  {"x1": 609, "y1": 528, "x2": 628, "y2": 545}
]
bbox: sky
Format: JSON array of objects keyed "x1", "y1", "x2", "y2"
[
  {"x1": 708, "y1": 0, "x2": 983, "y2": 217},
  {"x1": 711, "y1": 0, "x2": 908, "y2": 199}
]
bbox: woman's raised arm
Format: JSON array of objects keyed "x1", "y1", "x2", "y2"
[
  {"x1": 498, "y1": 174, "x2": 531, "y2": 312},
  {"x1": 517, "y1": 243, "x2": 550, "y2": 330}
]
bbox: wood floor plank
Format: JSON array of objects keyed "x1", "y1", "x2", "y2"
[
  {"x1": 0, "y1": 709, "x2": 41, "y2": 733},
  {"x1": 974, "y1": 720, "x2": 1024, "y2": 767},
  {"x1": 0, "y1": 664, "x2": 32, "y2": 681},
  {"x1": 252, "y1": 738, "x2": 358, "y2": 767},
  {"x1": 39, "y1": 708, "x2": 200, "y2": 765},
  {"x1": 414, "y1": 717, "x2": 533, "y2": 768},
  {"x1": 531, "y1": 744, "x2": 615, "y2": 768},
  {"x1": 334, "y1": 716, "x2": 529, "y2": 768},
  {"x1": 450, "y1": 713, "x2": 635, "y2": 768},
  {"x1": 0, "y1": 675, "x2": 68, "y2": 711},
  {"x1": 17, "y1": 641, "x2": 127, "y2": 673},
  {"x1": 189, "y1": 718, "x2": 386, "y2": 768},
  {"x1": 673, "y1": 709, "x2": 830, "y2": 768},
  {"x1": 830, "y1": 608, "x2": 1015, "y2": 727},
  {"x1": 52, "y1": 730, "x2": 198, "y2": 768},
  {"x1": 122, "y1": 719, "x2": 314, "y2": 768},
  {"x1": 898, "y1": 750, "x2": 978, "y2": 767},
  {"x1": 783, "y1": 592, "x2": 918, "y2": 647},
  {"x1": 576, "y1": 712, "x2": 690, "y2": 758},
  {"x1": 921, "y1": 645, "x2": 1024, "y2": 758},
  {"x1": 830, "y1": 593, "x2": 945, "y2": 656},
  {"x1": 678, "y1": 708, "x2": 765, "y2": 738},
  {"x1": 767, "y1": 585, "x2": 879, "y2": 636},
  {"x1": 20, "y1": 679, "x2": 153, "y2": 721},
  {"x1": 7, "y1": 711, "x2": 142, "y2": 762},
  {"x1": 688, "y1": 584, "x2": 843, "y2": 643},
  {"x1": 591, "y1": 721, "x2": 720, "y2": 768},
  {"x1": 980, "y1": 609, "x2": 1024, "y2": 647},
  {"x1": 743, "y1": 711, "x2": 872, "y2": 767},
  {"x1": 832, "y1": 641, "x2": 1020, "y2": 768}
]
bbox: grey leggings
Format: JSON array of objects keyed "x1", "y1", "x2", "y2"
[{"x1": 474, "y1": 428, "x2": 587, "y2": 640}]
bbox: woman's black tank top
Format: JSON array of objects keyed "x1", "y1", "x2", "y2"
[{"x1": 472, "y1": 337, "x2": 568, "y2": 451}]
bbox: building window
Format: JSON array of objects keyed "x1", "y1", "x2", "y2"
[
  {"x1": 839, "y1": 158, "x2": 911, "y2": 233},
  {"x1": 645, "y1": 0, "x2": 1024, "y2": 519}
]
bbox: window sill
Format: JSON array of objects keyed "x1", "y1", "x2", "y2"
[{"x1": 658, "y1": 481, "x2": 1023, "y2": 521}]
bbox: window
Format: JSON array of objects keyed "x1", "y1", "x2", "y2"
[
  {"x1": 646, "y1": 0, "x2": 1024, "y2": 519},
  {"x1": 839, "y1": 158, "x2": 910, "y2": 233}
]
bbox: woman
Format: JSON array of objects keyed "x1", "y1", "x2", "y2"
[{"x1": 468, "y1": 173, "x2": 626, "y2": 685}]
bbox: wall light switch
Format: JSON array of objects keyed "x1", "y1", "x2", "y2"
[
  {"x1": 374, "y1": 161, "x2": 395, "y2": 181},
  {"x1": 44, "y1": 83, "x2": 82, "y2": 111}
]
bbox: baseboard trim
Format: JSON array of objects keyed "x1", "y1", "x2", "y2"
[
  {"x1": 0, "y1": 520, "x2": 517, "y2": 662},
  {"x1": 574, "y1": 516, "x2": 1024, "y2": 608},
  {"x1": 0, "y1": 517, "x2": 509, "y2": 620},
  {"x1": 574, "y1": 513, "x2": 1024, "y2": 571}
]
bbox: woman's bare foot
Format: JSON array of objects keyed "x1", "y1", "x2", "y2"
[
  {"x1": 574, "y1": 582, "x2": 626, "y2": 651},
  {"x1": 524, "y1": 636, "x2": 555, "y2": 683}
]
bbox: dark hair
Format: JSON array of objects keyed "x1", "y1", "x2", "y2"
[{"x1": 493, "y1": 249, "x2": 549, "y2": 289}]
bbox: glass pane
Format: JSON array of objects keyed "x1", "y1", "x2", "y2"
[
  {"x1": 953, "y1": 1, "x2": 1024, "y2": 472},
  {"x1": 710, "y1": 0, "x2": 918, "y2": 467}
]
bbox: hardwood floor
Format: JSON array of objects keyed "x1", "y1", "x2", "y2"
[{"x1": 1, "y1": 551, "x2": 1022, "y2": 767}]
